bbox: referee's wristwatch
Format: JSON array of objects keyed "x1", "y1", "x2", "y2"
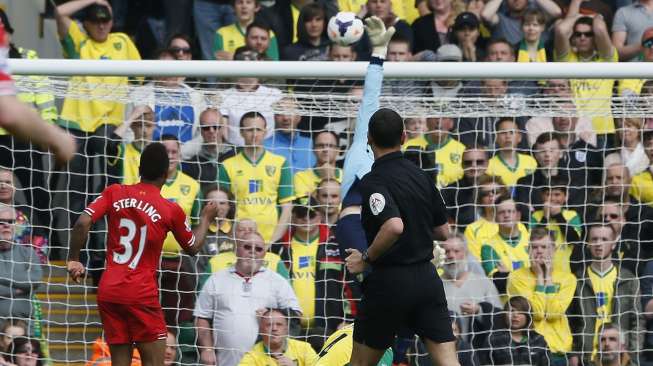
[{"x1": 362, "y1": 249, "x2": 372, "y2": 264}]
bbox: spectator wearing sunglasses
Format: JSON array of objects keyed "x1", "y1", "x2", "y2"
[
  {"x1": 183, "y1": 108, "x2": 237, "y2": 192},
  {"x1": 0, "y1": 204, "x2": 42, "y2": 322},
  {"x1": 194, "y1": 231, "x2": 301, "y2": 366},
  {"x1": 554, "y1": 1, "x2": 618, "y2": 151}
]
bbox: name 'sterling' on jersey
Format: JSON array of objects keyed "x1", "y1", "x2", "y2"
[{"x1": 112, "y1": 198, "x2": 162, "y2": 222}]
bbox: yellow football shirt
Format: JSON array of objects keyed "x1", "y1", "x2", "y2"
[
  {"x1": 219, "y1": 150, "x2": 295, "y2": 242},
  {"x1": 290, "y1": 234, "x2": 320, "y2": 328},
  {"x1": 588, "y1": 265, "x2": 618, "y2": 354},
  {"x1": 212, "y1": 23, "x2": 280, "y2": 60},
  {"x1": 59, "y1": 21, "x2": 141, "y2": 132},
  {"x1": 403, "y1": 135, "x2": 466, "y2": 188},
  {"x1": 291, "y1": 5, "x2": 300, "y2": 43},
  {"x1": 161, "y1": 170, "x2": 201, "y2": 257},
  {"x1": 530, "y1": 209, "x2": 582, "y2": 273},
  {"x1": 293, "y1": 167, "x2": 343, "y2": 198},
  {"x1": 556, "y1": 50, "x2": 619, "y2": 134},
  {"x1": 507, "y1": 267, "x2": 576, "y2": 353},
  {"x1": 337, "y1": 0, "x2": 419, "y2": 23},
  {"x1": 463, "y1": 217, "x2": 498, "y2": 261},
  {"x1": 486, "y1": 153, "x2": 537, "y2": 187},
  {"x1": 480, "y1": 223, "x2": 531, "y2": 276},
  {"x1": 238, "y1": 339, "x2": 318, "y2": 366},
  {"x1": 630, "y1": 170, "x2": 653, "y2": 205}
]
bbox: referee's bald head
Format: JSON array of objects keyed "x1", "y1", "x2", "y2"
[{"x1": 369, "y1": 108, "x2": 404, "y2": 148}]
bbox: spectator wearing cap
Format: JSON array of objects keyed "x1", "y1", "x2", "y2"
[
  {"x1": 264, "y1": 97, "x2": 316, "y2": 175},
  {"x1": 450, "y1": 12, "x2": 485, "y2": 62},
  {"x1": 214, "y1": 0, "x2": 279, "y2": 61},
  {"x1": 271, "y1": 199, "x2": 351, "y2": 341},
  {"x1": 281, "y1": 3, "x2": 330, "y2": 61},
  {"x1": 220, "y1": 48, "x2": 282, "y2": 146},
  {"x1": 0, "y1": 9, "x2": 57, "y2": 236},
  {"x1": 481, "y1": 0, "x2": 560, "y2": 46},
  {"x1": 612, "y1": 0, "x2": 653, "y2": 62},
  {"x1": 54, "y1": 0, "x2": 141, "y2": 235},
  {"x1": 619, "y1": 27, "x2": 653, "y2": 99}
]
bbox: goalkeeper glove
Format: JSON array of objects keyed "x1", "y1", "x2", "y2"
[
  {"x1": 365, "y1": 16, "x2": 396, "y2": 59},
  {"x1": 432, "y1": 241, "x2": 446, "y2": 269}
]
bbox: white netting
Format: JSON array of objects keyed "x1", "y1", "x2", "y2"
[{"x1": 1, "y1": 72, "x2": 651, "y2": 366}]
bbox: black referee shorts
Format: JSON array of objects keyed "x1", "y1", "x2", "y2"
[{"x1": 353, "y1": 261, "x2": 455, "y2": 350}]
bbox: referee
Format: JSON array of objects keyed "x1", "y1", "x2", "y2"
[{"x1": 344, "y1": 108, "x2": 460, "y2": 366}]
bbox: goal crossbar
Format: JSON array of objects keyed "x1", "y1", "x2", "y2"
[{"x1": 9, "y1": 58, "x2": 653, "y2": 79}]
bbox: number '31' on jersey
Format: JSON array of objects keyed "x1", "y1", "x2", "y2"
[{"x1": 83, "y1": 183, "x2": 195, "y2": 305}]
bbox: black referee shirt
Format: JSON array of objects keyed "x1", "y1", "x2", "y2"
[{"x1": 359, "y1": 151, "x2": 448, "y2": 266}]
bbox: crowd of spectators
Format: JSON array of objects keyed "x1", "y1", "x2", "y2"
[{"x1": 4, "y1": 0, "x2": 653, "y2": 365}]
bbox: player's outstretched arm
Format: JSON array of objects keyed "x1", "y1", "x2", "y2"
[
  {"x1": 183, "y1": 201, "x2": 219, "y2": 256},
  {"x1": 0, "y1": 95, "x2": 76, "y2": 164},
  {"x1": 67, "y1": 213, "x2": 93, "y2": 283},
  {"x1": 341, "y1": 17, "x2": 395, "y2": 197}
]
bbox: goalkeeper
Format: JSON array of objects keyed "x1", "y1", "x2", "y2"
[{"x1": 336, "y1": 17, "x2": 458, "y2": 366}]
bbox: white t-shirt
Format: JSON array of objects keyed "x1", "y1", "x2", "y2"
[
  {"x1": 220, "y1": 85, "x2": 282, "y2": 146},
  {"x1": 194, "y1": 266, "x2": 301, "y2": 366}
]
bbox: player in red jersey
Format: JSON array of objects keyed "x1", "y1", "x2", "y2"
[
  {"x1": 67, "y1": 142, "x2": 218, "y2": 366},
  {"x1": 0, "y1": 19, "x2": 75, "y2": 163}
]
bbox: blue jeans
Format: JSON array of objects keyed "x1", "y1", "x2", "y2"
[{"x1": 193, "y1": 0, "x2": 236, "y2": 60}]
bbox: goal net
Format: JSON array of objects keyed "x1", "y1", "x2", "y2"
[{"x1": 1, "y1": 68, "x2": 650, "y2": 366}]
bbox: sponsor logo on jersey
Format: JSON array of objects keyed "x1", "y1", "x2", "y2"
[
  {"x1": 369, "y1": 193, "x2": 385, "y2": 216},
  {"x1": 450, "y1": 153, "x2": 461, "y2": 163},
  {"x1": 575, "y1": 151, "x2": 587, "y2": 163},
  {"x1": 298, "y1": 255, "x2": 312, "y2": 268},
  {"x1": 249, "y1": 179, "x2": 262, "y2": 193},
  {"x1": 114, "y1": 42, "x2": 122, "y2": 51}
]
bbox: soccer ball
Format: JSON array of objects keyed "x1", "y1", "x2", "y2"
[{"x1": 327, "y1": 12, "x2": 365, "y2": 46}]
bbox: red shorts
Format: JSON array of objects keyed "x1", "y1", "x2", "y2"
[{"x1": 97, "y1": 301, "x2": 167, "y2": 344}]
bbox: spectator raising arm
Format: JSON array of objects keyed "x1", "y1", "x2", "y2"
[
  {"x1": 480, "y1": 0, "x2": 503, "y2": 26},
  {"x1": 54, "y1": 0, "x2": 111, "y2": 38},
  {"x1": 553, "y1": 13, "x2": 576, "y2": 59},
  {"x1": 593, "y1": 15, "x2": 614, "y2": 60}
]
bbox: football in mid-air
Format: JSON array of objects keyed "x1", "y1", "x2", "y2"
[{"x1": 327, "y1": 12, "x2": 364, "y2": 46}]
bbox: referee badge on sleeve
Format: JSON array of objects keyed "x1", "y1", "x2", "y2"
[{"x1": 369, "y1": 193, "x2": 386, "y2": 216}]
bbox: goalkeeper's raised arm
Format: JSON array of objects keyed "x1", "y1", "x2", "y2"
[{"x1": 336, "y1": 17, "x2": 395, "y2": 257}]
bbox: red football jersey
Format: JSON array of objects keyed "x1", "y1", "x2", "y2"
[{"x1": 84, "y1": 183, "x2": 196, "y2": 304}]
